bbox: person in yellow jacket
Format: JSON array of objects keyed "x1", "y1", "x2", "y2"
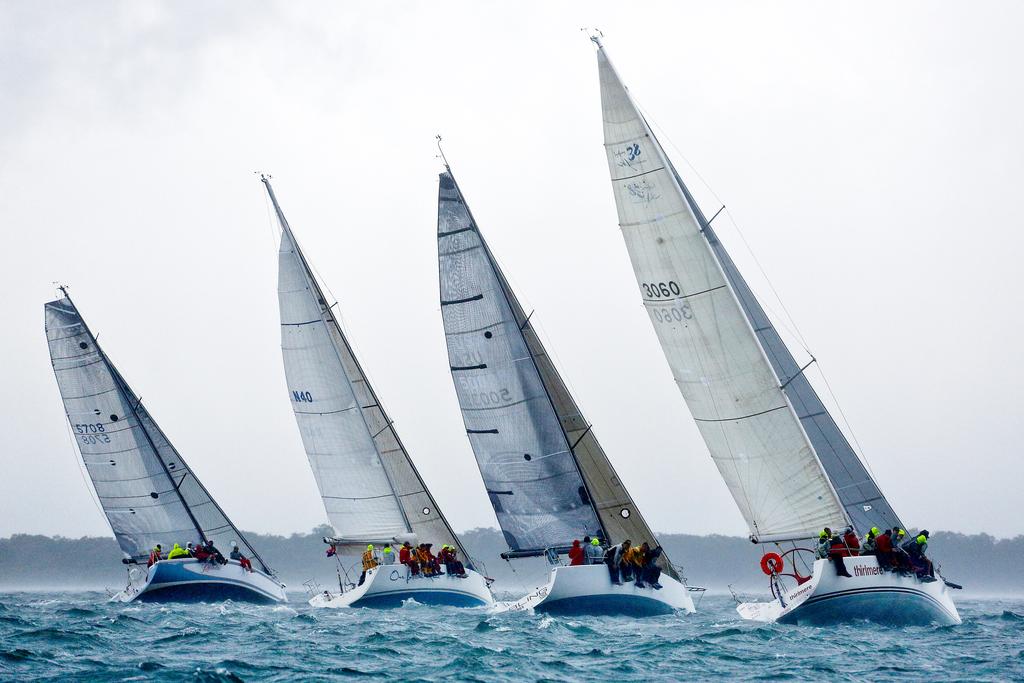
[
  {"x1": 358, "y1": 544, "x2": 378, "y2": 586},
  {"x1": 621, "y1": 543, "x2": 643, "y2": 583},
  {"x1": 166, "y1": 543, "x2": 189, "y2": 560}
]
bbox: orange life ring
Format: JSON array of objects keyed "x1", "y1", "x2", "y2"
[{"x1": 760, "y1": 552, "x2": 784, "y2": 576}]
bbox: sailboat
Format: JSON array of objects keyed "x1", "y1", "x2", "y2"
[
  {"x1": 262, "y1": 176, "x2": 494, "y2": 609},
  {"x1": 436, "y1": 165, "x2": 698, "y2": 616},
  {"x1": 591, "y1": 37, "x2": 960, "y2": 625},
  {"x1": 44, "y1": 290, "x2": 287, "y2": 603}
]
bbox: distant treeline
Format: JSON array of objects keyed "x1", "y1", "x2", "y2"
[{"x1": 1, "y1": 528, "x2": 1019, "y2": 597}]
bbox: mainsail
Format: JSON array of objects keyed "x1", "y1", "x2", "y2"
[
  {"x1": 437, "y1": 168, "x2": 678, "y2": 577},
  {"x1": 45, "y1": 293, "x2": 271, "y2": 572},
  {"x1": 595, "y1": 39, "x2": 902, "y2": 542},
  {"x1": 265, "y1": 177, "x2": 470, "y2": 562}
]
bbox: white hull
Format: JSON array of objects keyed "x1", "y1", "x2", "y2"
[
  {"x1": 111, "y1": 558, "x2": 287, "y2": 604},
  {"x1": 309, "y1": 564, "x2": 493, "y2": 609},
  {"x1": 737, "y1": 556, "x2": 960, "y2": 625},
  {"x1": 493, "y1": 564, "x2": 696, "y2": 616}
]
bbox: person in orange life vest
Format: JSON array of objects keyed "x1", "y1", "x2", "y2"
[{"x1": 568, "y1": 540, "x2": 585, "y2": 566}]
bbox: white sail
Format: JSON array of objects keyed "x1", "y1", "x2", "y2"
[
  {"x1": 596, "y1": 43, "x2": 851, "y2": 542},
  {"x1": 269, "y1": 178, "x2": 469, "y2": 557},
  {"x1": 45, "y1": 295, "x2": 271, "y2": 571}
]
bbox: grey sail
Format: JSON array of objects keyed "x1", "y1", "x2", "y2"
[
  {"x1": 438, "y1": 169, "x2": 678, "y2": 578},
  {"x1": 265, "y1": 178, "x2": 471, "y2": 564},
  {"x1": 45, "y1": 295, "x2": 271, "y2": 572},
  {"x1": 595, "y1": 40, "x2": 901, "y2": 541}
]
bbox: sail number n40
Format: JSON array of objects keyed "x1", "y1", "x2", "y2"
[{"x1": 292, "y1": 391, "x2": 314, "y2": 403}]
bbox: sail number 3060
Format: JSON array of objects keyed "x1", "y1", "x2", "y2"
[{"x1": 641, "y1": 281, "x2": 681, "y2": 298}]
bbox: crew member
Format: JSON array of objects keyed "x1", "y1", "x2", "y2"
[
  {"x1": 148, "y1": 544, "x2": 163, "y2": 567},
  {"x1": 604, "y1": 540, "x2": 630, "y2": 585},
  {"x1": 642, "y1": 545, "x2": 665, "y2": 589},
  {"x1": 381, "y1": 543, "x2": 396, "y2": 565},
  {"x1": 828, "y1": 531, "x2": 853, "y2": 577},
  {"x1": 568, "y1": 540, "x2": 585, "y2": 566},
  {"x1": 586, "y1": 538, "x2": 604, "y2": 565},
  {"x1": 842, "y1": 526, "x2": 861, "y2": 556},
  {"x1": 874, "y1": 528, "x2": 894, "y2": 569},
  {"x1": 862, "y1": 527, "x2": 879, "y2": 555},
  {"x1": 229, "y1": 541, "x2": 253, "y2": 572},
  {"x1": 816, "y1": 529, "x2": 832, "y2": 560},
  {"x1": 903, "y1": 530, "x2": 934, "y2": 579},
  {"x1": 167, "y1": 543, "x2": 188, "y2": 560},
  {"x1": 358, "y1": 544, "x2": 378, "y2": 586}
]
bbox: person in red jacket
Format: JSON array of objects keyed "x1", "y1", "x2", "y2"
[
  {"x1": 874, "y1": 529, "x2": 894, "y2": 569},
  {"x1": 399, "y1": 541, "x2": 419, "y2": 575},
  {"x1": 568, "y1": 540, "x2": 585, "y2": 566},
  {"x1": 842, "y1": 527, "x2": 861, "y2": 556}
]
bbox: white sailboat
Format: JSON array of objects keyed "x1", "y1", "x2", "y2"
[
  {"x1": 262, "y1": 176, "x2": 493, "y2": 609},
  {"x1": 44, "y1": 290, "x2": 287, "y2": 604},
  {"x1": 436, "y1": 165, "x2": 699, "y2": 616},
  {"x1": 592, "y1": 37, "x2": 960, "y2": 625}
]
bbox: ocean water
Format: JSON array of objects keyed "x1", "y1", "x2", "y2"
[{"x1": 1, "y1": 592, "x2": 1022, "y2": 681}]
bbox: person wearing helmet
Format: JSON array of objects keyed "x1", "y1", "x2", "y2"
[
  {"x1": 381, "y1": 543, "x2": 395, "y2": 566},
  {"x1": 358, "y1": 544, "x2": 378, "y2": 586},
  {"x1": 585, "y1": 536, "x2": 604, "y2": 565},
  {"x1": 862, "y1": 527, "x2": 880, "y2": 555},
  {"x1": 229, "y1": 541, "x2": 253, "y2": 572},
  {"x1": 902, "y1": 530, "x2": 934, "y2": 579},
  {"x1": 874, "y1": 528, "x2": 894, "y2": 569},
  {"x1": 167, "y1": 543, "x2": 189, "y2": 560},
  {"x1": 148, "y1": 544, "x2": 163, "y2": 567},
  {"x1": 891, "y1": 528, "x2": 911, "y2": 572},
  {"x1": 816, "y1": 528, "x2": 832, "y2": 560}
]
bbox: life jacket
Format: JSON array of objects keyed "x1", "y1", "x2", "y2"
[
  {"x1": 362, "y1": 550, "x2": 378, "y2": 571},
  {"x1": 399, "y1": 547, "x2": 411, "y2": 564}
]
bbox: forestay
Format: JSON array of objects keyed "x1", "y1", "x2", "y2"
[
  {"x1": 45, "y1": 296, "x2": 270, "y2": 572},
  {"x1": 596, "y1": 42, "x2": 902, "y2": 541},
  {"x1": 438, "y1": 170, "x2": 676, "y2": 576},
  {"x1": 267, "y1": 178, "x2": 469, "y2": 561}
]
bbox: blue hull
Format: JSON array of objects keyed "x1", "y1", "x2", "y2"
[
  {"x1": 536, "y1": 593, "x2": 676, "y2": 617},
  {"x1": 136, "y1": 582, "x2": 280, "y2": 604},
  {"x1": 779, "y1": 586, "x2": 959, "y2": 626},
  {"x1": 126, "y1": 560, "x2": 286, "y2": 604}
]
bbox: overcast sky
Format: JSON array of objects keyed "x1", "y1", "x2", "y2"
[{"x1": 2, "y1": 2, "x2": 1022, "y2": 543}]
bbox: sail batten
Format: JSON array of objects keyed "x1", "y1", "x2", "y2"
[
  {"x1": 596, "y1": 44, "x2": 901, "y2": 541},
  {"x1": 45, "y1": 296, "x2": 270, "y2": 573},
  {"x1": 266, "y1": 178, "x2": 471, "y2": 564},
  {"x1": 437, "y1": 170, "x2": 679, "y2": 578}
]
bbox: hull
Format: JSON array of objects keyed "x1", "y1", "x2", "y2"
[
  {"x1": 112, "y1": 559, "x2": 287, "y2": 604},
  {"x1": 309, "y1": 564, "x2": 493, "y2": 609},
  {"x1": 494, "y1": 564, "x2": 696, "y2": 617},
  {"x1": 737, "y1": 556, "x2": 960, "y2": 626}
]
